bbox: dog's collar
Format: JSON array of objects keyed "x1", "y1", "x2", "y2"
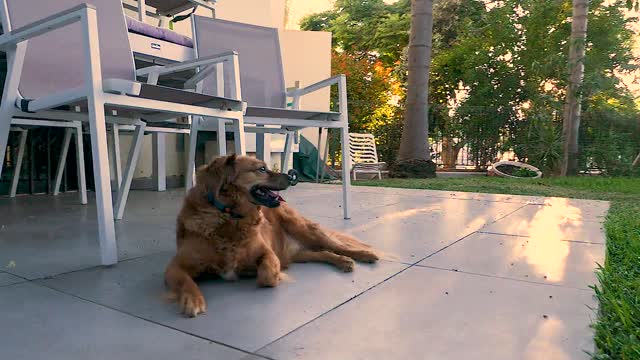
[{"x1": 207, "y1": 192, "x2": 243, "y2": 219}]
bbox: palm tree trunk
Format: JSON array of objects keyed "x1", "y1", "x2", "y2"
[
  {"x1": 561, "y1": 0, "x2": 589, "y2": 176},
  {"x1": 397, "y1": 0, "x2": 434, "y2": 162}
]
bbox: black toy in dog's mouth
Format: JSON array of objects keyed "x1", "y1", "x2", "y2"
[
  {"x1": 250, "y1": 171, "x2": 298, "y2": 208},
  {"x1": 250, "y1": 185, "x2": 286, "y2": 208}
]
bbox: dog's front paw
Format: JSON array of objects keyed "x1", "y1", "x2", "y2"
[
  {"x1": 336, "y1": 256, "x2": 355, "y2": 272},
  {"x1": 256, "y1": 270, "x2": 281, "y2": 288},
  {"x1": 179, "y1": 290, "x2": 207, "y2": 317},
  {"x1": 353, "y1": 250, "x2": 379, "y2": 263}
]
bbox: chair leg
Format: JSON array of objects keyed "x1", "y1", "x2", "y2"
[
  {"x1": 319, "y1": 130, "x2": 329, "y2": 182},
  {"x1": 83, "y1": 8, "x2": 118, "y2": 265},
  {"x1": 152, "y1": 132, "x2": 166, "y2": 192},
  {"x1": 87, "y1": 99, "x2": 118, "y2": 265},
  {"x1": 216, "y1": 117, "x2": 227, "y2": 157},
  {"x1": 315, "y1": 128, "x2": 324, "y2": 183},
  {"x1": 109, "y1": 123, "x2": 122, "y2": 192},
  {"x1": 232, "y1": 115, "x2": 246, "y2": 156},
  {"x1": 255, "y1": 126, "x2": 272, "y2": 168},
  {"x1": 53, "y1": 128, "x2": 73, "y2": 196},
  {"x1": 186, "y1": 116, "x2": 199, "y2": 192},
  {"x1": 282, "y1": 132, "x2": 294, "y2": 172},
  {"x1": 340, "y1": 126, "x2": 352, "y2": 219},
  {"x1": 114, "y1": 122, "x2": 146, "y2": 220},
  {"x1": 74, "y1": 123, "x2": 88, "y2": 205},
  {"x1": 0, "y1": 44, "x2": 26, "y2": 182},
  {"x1": 9, "y1": 129, "x2": 28, "y2": 197}
]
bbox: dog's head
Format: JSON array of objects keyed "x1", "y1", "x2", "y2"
[{"x1": 196, "y1": 155, "x2": 290, "y2": 208}]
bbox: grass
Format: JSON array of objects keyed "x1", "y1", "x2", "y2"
[{"x1": 355, "y1": 176, "x2": 640, "y2": 359}]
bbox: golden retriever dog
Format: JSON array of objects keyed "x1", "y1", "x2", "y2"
[{"x1": 165, "y1": 155, "x2": 380, "y2": 317}]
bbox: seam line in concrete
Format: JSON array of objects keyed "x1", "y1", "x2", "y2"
[{"x1": 412, "y1": 264, "x2": 594, "y2": 292}]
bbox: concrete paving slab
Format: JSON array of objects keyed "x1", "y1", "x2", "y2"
[
  {"x1": 258, "y1": 266, "x2": 597, "y2": 360},
  {"x1": 39, "y1": 252, "x2": 407, "y2": 352},
  {"x1": 0, "y1": 191, "x2": 180, "y2": 279},
  {"x1": 419, "y1": 232, "x2": 604, "y2": 289},
  {"x1": 313, "y1": 197, "x2": 525, "y2": 263},
  {"x1": 0, "y1": 282, "x2": 261, "y2": 360},
  {"x1": 481, "y1": 203, "x2": 607, "y2": 244}
]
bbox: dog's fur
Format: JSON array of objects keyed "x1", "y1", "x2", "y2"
[{"x1": 165, "y1": 155, "x2": 380, "y2": 317}]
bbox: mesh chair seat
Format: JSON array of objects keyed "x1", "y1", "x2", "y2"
[{"x1": 245, "y1": 106, "x2": 340, "y2": 122}]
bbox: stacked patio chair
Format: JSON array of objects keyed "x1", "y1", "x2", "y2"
[
  {"x1": 0, "y1": 0, "x2": 245, "y2": 265},
  {"x1": 189, "y1": 16, "x2": 353, "y2": 219}
]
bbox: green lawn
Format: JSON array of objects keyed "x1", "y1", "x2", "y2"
[{"x1": 355, "y1": 176, "x2": 640, "y2": 359}]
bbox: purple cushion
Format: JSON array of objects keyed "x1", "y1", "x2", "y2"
[{"x1": 126, "y1": 16, "x2": 193, "y2": 48}]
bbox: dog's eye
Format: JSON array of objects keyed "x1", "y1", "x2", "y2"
[{"x1": 258, "y1": 166, "x2": 267, "y2": 173}]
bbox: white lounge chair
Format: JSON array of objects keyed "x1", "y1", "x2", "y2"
[
  {"x1": 349, "y1": 133, "x2": 387, "y2": 180},
  {"x1": 0, "y1": 0, "x2": 244, "y2": 265},
  {"x1": 190, "y1": 16, "x2": 354, "y2": 219}
]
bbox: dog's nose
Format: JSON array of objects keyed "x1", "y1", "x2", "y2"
[{"x1": 287, "y1": 169, "x2": 299, "y2": 186}]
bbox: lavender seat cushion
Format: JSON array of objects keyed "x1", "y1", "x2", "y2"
[{"x1": 126, "y1": 16, "x2": 193, "y2": 48}]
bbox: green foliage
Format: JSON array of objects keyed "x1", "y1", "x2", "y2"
[
  {"x1": 592, "y1": 203, "x2": 640, "y2": 360},
  {"x1": 580, "y1": 93, "x2": 640, "y2": 176},
  {"x1": 302, "y1": 0, "x2": 639, "y2": 173},
  {"x1": 511, "y1": 167, "x2": 538, "y2": 178},
  {"x1": 513, "y1": 113, "x2": 563, "y2": 174},
  {"x1": 325, "y1": 51, "x2": 403, "y2": 164},
  {"x1": 300, "y1": 0, "x2": 410, "y2": 66}
]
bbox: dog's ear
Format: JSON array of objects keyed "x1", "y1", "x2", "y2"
[
  {"x1": 198, "y1": 155, "x2": 238, "y2": 196},
  {"x1": 224, "y1": 154, "x2": 237, "y2": 168}
]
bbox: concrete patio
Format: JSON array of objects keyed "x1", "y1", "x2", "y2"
[{"x1": 0, "y1": 184, "x2": 607, "y2": 359}]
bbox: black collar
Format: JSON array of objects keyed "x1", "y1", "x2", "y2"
[{"x1": 207, "y1": 192, "x2": 244, "y2": 219}]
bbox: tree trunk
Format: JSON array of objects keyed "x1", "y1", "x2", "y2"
[
  {"x1": 561, "y1": 0, "x2": 589, "y2": 176},
  {"x1": 397, "y1": 0, "x2": 434, "y2": 162},
  {"x1": 441, "y1": 137, "x2": 464, "y2": 170},
  {"x1": 391, "y1": 0, "x2": 436, "y2": 178}
]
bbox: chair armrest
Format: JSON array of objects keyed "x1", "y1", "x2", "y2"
[
  {"x1": 0, "y1": 4, "x2": 93, "y2": 49},
  {"x1": 286, "y1": 75, "x2": 344, "y2": 97},
  {"x1": 136, "y1": 51, "x2": 238, "y2": 78}
]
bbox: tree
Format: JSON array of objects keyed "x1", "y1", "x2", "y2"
[
  {"x1": 561, "y1": 0, "x2": 590, "y2": 176},
  {"x1": 391, "y1": 0, "x2": 436, "y2": 178},
  {"x1": 301, "y1": 0, "x2": 639, "y2": 175}
]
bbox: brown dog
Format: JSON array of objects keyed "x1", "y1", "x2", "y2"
[{"x1": 164, "y1": 155, "x2": 380, "y2": 317}]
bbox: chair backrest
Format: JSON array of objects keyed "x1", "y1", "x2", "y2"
[
  {"x1": 349, "y1": 133, "x2": 380, "y2": 164},
  {"x1": 2, "y1": 0, "x2": 135, "y2": 99},
  {"x1": 192, "y1": 15, "x2": 286, "y2": 109}
]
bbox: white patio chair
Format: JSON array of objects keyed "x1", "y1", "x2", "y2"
[
  {"x1": 348, "y1": 133, "x2": 387, "y2": 180},
  {"x1": 190, "y1": 16, "x2": 353, "y2": 219},
  {"x1": 6, "y1": 120, "x2": 87, "y2": 203},
  {"x1": 0, "y1": 0, "x2": 244, "y2": 265}
]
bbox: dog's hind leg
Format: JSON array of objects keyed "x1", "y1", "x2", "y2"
[
  {"x1": 277, "y1": 205, "x2": 379, "y2": 263},
  {"x1": 165, "y1": 256, "x2": 207, "y2": 317},
  {"x1": 292, "y1": 250, "x2": 355, "y2": 272}
]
